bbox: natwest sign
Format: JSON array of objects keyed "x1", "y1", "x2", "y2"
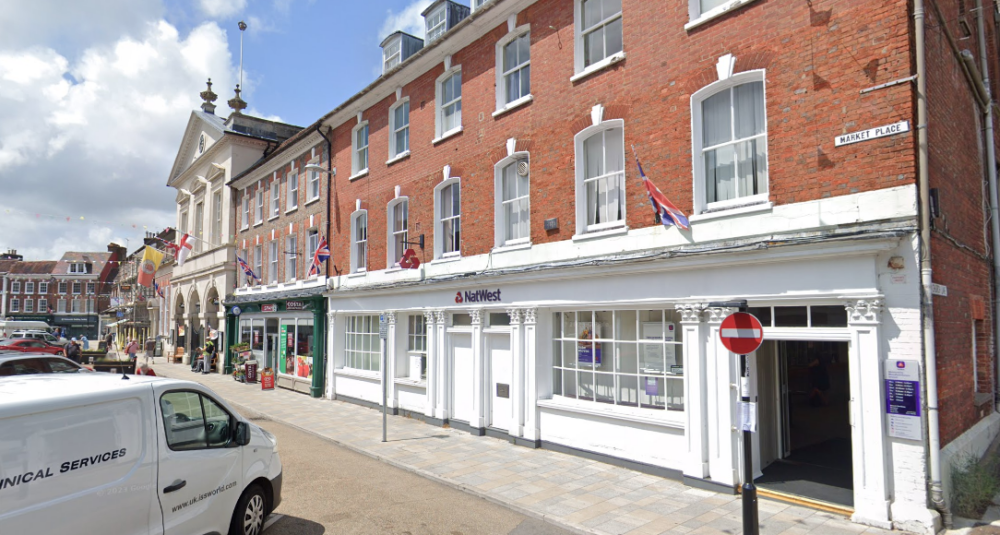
[{"x1": 455, "y1": 288, "x2": 502, "y2": 304}]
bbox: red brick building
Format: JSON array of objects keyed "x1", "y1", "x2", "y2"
[{"x1": 217, "y1": 0, "x2": 1000, "y2": 530}]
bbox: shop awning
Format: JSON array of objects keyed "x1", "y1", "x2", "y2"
[{"x1": 223, "y1": 285, "x2": 325, "y2": 306}]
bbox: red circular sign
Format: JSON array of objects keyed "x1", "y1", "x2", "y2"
[{"x1": 719, "y1": 312, "x2": 764, "y2": 354}]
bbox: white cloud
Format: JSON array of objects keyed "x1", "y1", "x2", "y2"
[
  {"x1": 0, "y1": 19, "x2": 246, "y2": 260},
  {"x1": 198, "y1": 0, "x2": 247, "y2": 19},
  {"x1": 379, "y1": 0, "x2": 433, "y2": 41}
]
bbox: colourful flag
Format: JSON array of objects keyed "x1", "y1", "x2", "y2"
[
  {"x1": 308, "y1": 237, "x2": 330, "y2": 277},
  {"x1": 633, "y1": 149, "x2": 689, "y2": 230},
  {"x1": 167, "y1": 233, "x2": 193, "y2": 266},
  {"x1": 153, "y1": 281, "x2": 165, "y2": 298},
  {"x1": 236, "y1": 255, "x2": 261, "y2": 284},
  {"x1": 137, "y1": 246, "x2": 164, "y2": 288}
]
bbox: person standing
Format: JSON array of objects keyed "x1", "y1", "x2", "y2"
[
  {"x1": 104, "y1": 331, "x2": 114, "y2": 352},
  {"x1": 203, "y1": 337, "x2": 216, "y2": 374},
  {"x1": 65, "y1": 339, "x2": 81, "y2": 364},
  {"x1": 80, "y1": 334, "x2": 89, "y2": 351},
  {"x1": 126, "y1": 339, "x2": 139, "y2": 364}
]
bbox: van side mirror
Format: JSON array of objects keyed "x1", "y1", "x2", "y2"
[{"x1": 234, "y1": 421, "x2": 251, "y2": 446}]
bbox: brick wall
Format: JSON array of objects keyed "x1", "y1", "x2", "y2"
[{"x1": 325, "y1": 0, "x2": 916, "y2": 272}]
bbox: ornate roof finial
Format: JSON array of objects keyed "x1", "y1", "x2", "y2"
[
  {"x1": 228, "y1": 84, "x2": 247, "y2": 115},
  {"x1": 200, "y1": 78, "x2": 218, "y2": 114}
]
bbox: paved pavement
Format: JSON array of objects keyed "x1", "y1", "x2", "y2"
[
  {"x1": 261, "y1": 417, "x2": 573, "y2": 534},
  {"x1": 152, "y1": 361, "x2": 903, "y2": 535}
]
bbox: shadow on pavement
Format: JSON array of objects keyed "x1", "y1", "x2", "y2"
[{"x1": 266, "y1": 515, "x2": 324, "y2": 535}]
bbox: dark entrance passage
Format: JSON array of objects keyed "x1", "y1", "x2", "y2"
[{"x1": 757, "y1": 341, "x2": 853, "y2": 507}]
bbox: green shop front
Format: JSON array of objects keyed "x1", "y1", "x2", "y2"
[{"x1": 223, "y1": 288, "x2": 326, "y2": 397}]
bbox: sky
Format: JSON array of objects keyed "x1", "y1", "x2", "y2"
[{"x1": 0, "y1": 0, "x2": 436, "y2": 261}]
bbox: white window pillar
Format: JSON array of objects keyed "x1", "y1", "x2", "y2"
[
  {"x1": 677, "y1": 304, "x2": 709, "y2": 479},
  {"x1": 705, "y1": 306, "x2": 739, "y2": 486},
  {"x1": 522, "y1": 307, "x2": 539, "y2": 442},
  {"x1": 326, "y1": 311, "x2": 338, "y2": 400},
  {"x1": 384, "y1": 311, "x2": 398, "y2": 409},
  {"x1": 845, "y1": 298, "x2": 892, "y2": 528},
  {"x1": 434, "y1": 310, "x2": 449, "y2": 421},
  {"x1": 507, "y1": 308, "x2": 525, "y2": 438},
  {"x1": 424, "y1": 310, "x2": 438, "y2": 419},
  {"x1": 471, "y1": 309, "x2": 485, "y2": 429}
]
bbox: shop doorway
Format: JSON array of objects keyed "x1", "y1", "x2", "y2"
[
  {"x1": 487, "y1": 333, "x2": 512, "y2": 431},
  {"x1": 756, "y1": 340, "x2": 853, "y2": 507},
  {"x1": 451, "y1": 333, "x2": 475, "y2": 424}
]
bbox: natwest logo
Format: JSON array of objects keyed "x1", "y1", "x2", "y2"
[{"x1": 461, "y1": 288, "x2": 502, "y2": 303}]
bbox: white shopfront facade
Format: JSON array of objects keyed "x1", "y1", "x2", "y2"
[{"x1": 324, "y1": 221, "x2": 930, "y2": 529}]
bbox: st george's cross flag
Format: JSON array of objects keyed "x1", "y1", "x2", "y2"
[
  {"x1": 632, "y1": 148, "x2": 689, "y2": 230},
  {"x1": 308, "y1": 237, "x2": 330, "y2": 277},
  {"x1": 166, "y1": 233, "x2": 194, "y2": 266}
]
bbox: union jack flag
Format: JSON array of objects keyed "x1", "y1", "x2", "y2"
[
  {"x1": 153, "y1": 281, "x2": 165, "y2": 298},
  {"x1": 236, "y1": 255, "x2": 261, "y2": 284},
  {"x1": 308, "y1": 237, "x2": 330, "y2": 277},
  {"x1": 633, "y1": 148, "x2": 689, "y2": 231}
]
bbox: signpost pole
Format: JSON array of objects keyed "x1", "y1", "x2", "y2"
[
  {"x1": 380, "y1": 314, "x2": 388, "y2": 443},
  {"x1": 710, "y1": 300, "x2": 759, "y2": 535}
]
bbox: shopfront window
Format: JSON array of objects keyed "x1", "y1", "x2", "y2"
[
  {"x1": 295, "y1": 320, "x2": 314, "y2": 380},
  {"x1": 408, "y1": 314, "x2": 427, "y2": 380},
  {"x1": 345, "y1": 315, "x2": 380, "y2": 372},
  {"x1": 251, "y1": 321, "x2": 264, "y2": 362},
  {"x1": 275, "y1": 318, "x2": 314, "y2": 380},
  {"x1": 553, "y1": 309, "x2": 684, "y2": 411}
]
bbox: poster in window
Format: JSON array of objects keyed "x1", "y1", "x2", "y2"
[
  {"x1": 577, "y1": 322, "x2": 602, "y2": 365},
  {"x1": 177, "y1": 325, "x2": 186, "y2": 337},
  {"x1": 641, "y1": 322, "x2": 676, "y2": 371},
  {"x1": 644, "y1": 377, "x2": 659, "y2": 395},
  {"x1": 278, "y1": 325, "x2": 288, "y2": 374}
]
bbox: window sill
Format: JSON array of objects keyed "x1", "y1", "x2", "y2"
[
  {"x1": 570, "y1": 52, "x2": 627, "y2": 83},
  {"x1": 386, "y1": 151, "x2": 411, "y2": 166},
  {"x1": 492, "y1": 95, "x2": 533, "y2": 118},
  {"x1": 268, "y1": 214, "x2": 279, "y2": 222},
  {"x1": 538, "y1": 397, "x2": 684, "y2": 428},
  {"x1": 430, "y1": 254, "x2": 462, "y2": 265},
  {"x1": 493, "y1": 241, "x2": 532, "y2": 254},
  {"x1": 335, "y1": 368, "x2": 381, "y2": 381},
  {"x1": 685, "y1": 0, "x2": 762, "y2": 31},
  {"x1": 348, "y1": 169, "x2": 369, "y2": 182},
  {"x1": 394, "y1": 377, "x2": 427, "y2": 388},
  {"x1": 284, "y1": 206, "x2": 298, "y2": 215},
  {"x1": 347, "y1": 270, "x2": 367, "y2": 279},
  {"x1": 432, "y1": 127, "x2": 463, "y2": 145},
  {"x1": 688, "y1": 201, "x2": 773, "y2": 223},
  {"x1": 571, "y1": 225, "x2": 629, "y2": 242},
  {"x1": 253, "y1": 221, "x2": 263, "y2": 228},
  {"x1": 241, "y1": 226, "x2": 249, "y2": 231},
  {"x1": 305, "y1": 196, "x2": 321, "y2": 206}
]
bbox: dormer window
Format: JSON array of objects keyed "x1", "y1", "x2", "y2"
[
  {"x1": 425, "y1": 5, "x2": 447, "y2": 42},
  {"x1": 69, "y1": 262, "x2": 88, "y2": 274},
  {"x1": 471, "y1": 0, "x2": 489, "y2": 10},
  {"x1": 383, "y1": 36, "x2": 402, "y2": 73}
]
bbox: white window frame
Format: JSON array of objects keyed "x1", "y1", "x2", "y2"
[
  {"x1": 690, "y1": 70, "x2": 769, "y2": 215},
  {"x1": 351, "y1": 122, "x2": 369, "y2": 178},
  {"x1": 10, "y1": 281, "x2": 21, "y2": 294},
  {"x1": 406, "y1": 313, "x2": 428, "y2": 380},
  {"x1": 255, "y1": 187, "x2": 264, "y2": 225},
  {"x1": 39, "y1": 298, "x2": 47, "y2": 313},
  {"x1": 383, "y1": 35, "x2": 402, "y2": 73},
  {"x1": 287, "y1": 170, "x2": 299, "y2": 211},
  {"x1": 686, "y1": 0, "x2": 761, "y2": 30},
  {"x1": 425, "y1": 4, "x2": 447, "y2": 43},
  {"x1": 351, "y1": 210, "x2": 368, "y2": 273},
  {"x1": 572, "y1": 0, "x2": 625, "y2": 78},
  {"x1": 10, "y1": 299, "x2": 18, "y2": 313},
  {"x1": 307, "y1": 168, "x2": 321, "y2": 202},
  {"x1": 212, "y1": 190, "x2": 223, "y2": 245},
  {"x1": 194, "y1": 201, "x2": 205, "y2": 251},
  {"x1": 57, "y1": 299, "x2": 66, "y2": 313},
  {"x1": 270, "y1": 178, "x2": 280, "y2": 218},
  {"x1": 86, "y1": 282, "x2": 95, "y2": 294},
  {"x1": 434, "y1": 177, "x2": 461, "y2": 258},
  {"x1": 269, "y1": 241, "x2": 278, "y2": 284},
  {"x1": 494, "y1": 153, "x2": 531, "y2": 247},
  {"x1": 58, "y1": 282, "x2": 67, "y2": 294},
  {"x1": 435, "y1": 67, "x2": 463, "y2": 141},
  {"x1": 387, "y1": 198, "x2": 409, "y2": 267},
  {"x1": 254, "y1": 244, "x2": 263, "y2": 284},
  {"x1": 72, "y1": 299, "x2": 82, "y2": 313},
  {"x1": 388, "y1": 98, "x2": 410, "y2": 161},
  {"x1": 471, "y1": 0, "x2": 490, "y2": 11},
  {"x1": 574, "y1": 118, "x2": 627, "y2": 235},
  {"x1": 307, "y1": 229, "x2": 320, "y2": 275},
  {"x1": 23, "y1": 298, "x2": 33, "y2": 313},
  {"x1": 39, "y1": 282, "x2": 48, "y2": 294},
  {"x1": 241, "y1": 194, "x2": 250, "y2": 230},
  {"x1": 344, "y1": 314, "x2": 381, "y2": 372},
  {"x1": 285, "y1": 235, "x2": 298, "y2": 282},
  {"x1": 495, "y1": 26, "x2": 532, "y2": 112},
  {"x1": 25, "y1": 281, "x2": 34, "y2": 294},
  {"x1": 72, "y1": 282, "x2": 81, "y2": 295}
]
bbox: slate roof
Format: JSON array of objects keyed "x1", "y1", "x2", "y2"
[{"x1": 9, "y1": 261, "x2": 58, "y2": 275}]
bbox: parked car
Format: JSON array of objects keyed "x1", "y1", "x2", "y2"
[
  {"x1": 9, "y1": 330, "x2": 66, "y2": 346},
  {"x1": 0, "y1": 374, "x2": 282, "y2": 535},
  {"x1": 0, "y1": 339, "x2": 64, "y2": 355},
  {"x1": 0, "y1": 354, "x2": 89, "y2": 376}
]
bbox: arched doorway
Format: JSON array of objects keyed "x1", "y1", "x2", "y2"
[{"x1": 204, "y1": 286, "x2": 221, "y2": 334}]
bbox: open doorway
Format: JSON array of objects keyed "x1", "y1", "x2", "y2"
[{"x1": 757, "y1": 340, "x2": 853, "y2": 507}]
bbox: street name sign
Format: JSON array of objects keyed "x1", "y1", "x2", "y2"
[{"x1": 834, "y1": 120, "x2": 910, "y2": 147}]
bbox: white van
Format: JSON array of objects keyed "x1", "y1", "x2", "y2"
[{"x1": 0, "y1": 373, "x2": 282, "y2": 535}]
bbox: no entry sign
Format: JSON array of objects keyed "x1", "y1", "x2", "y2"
[{"x1": 719, "y1": 312, "x2": 764, "y2": 355}]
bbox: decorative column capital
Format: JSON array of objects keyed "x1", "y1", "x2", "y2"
[
  {"x1": 423, "y1": 309, "x2": 436, "y2": 323},
  {"x1": 470, "y1": 309, "x2": 482, "y2": 325},
  {"x1": 845, "y1": 298, "x2": 884, "y2": 324},
  {"x1": 383, "y1": 310, "x2": 396, "y2": 324},
  {"x1": 675, "y1": 304, "x2": 706, "y2": 324},
  {"x1": 705, "y1": 306, "x2": 736, "y2": 323},
  {"x1": 523, "y1": 307, "x2": 537, "y2": 325},
  {"x1": 327, "y1": 311, "x2": 336, "y2": 322},
  {"x1": 434, "y1": 310, "x2": 448, "y2": 324},
  {"x1": 506, "y1": 307, "x2": 523, "y2": 324}
]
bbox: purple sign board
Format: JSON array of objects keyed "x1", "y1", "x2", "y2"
[{"x1": 884, "y1": 360, "x2": 922, "y2": 441}]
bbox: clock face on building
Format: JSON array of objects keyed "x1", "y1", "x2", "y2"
[{"x1": 198, "y1": 134, "x2": 206, "y2": 153}]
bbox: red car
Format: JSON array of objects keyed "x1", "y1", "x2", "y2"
[{"x1": 0, "y1": 339, "x2": 64, "y2": 356}]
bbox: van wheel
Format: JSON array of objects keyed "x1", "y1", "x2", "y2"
[{"x1": 229, "y1": 484, "x2": 266, "y2": 535}]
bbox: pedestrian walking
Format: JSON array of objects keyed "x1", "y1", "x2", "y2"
[
  {"x1": 126, "y1": 339, "x2": 139, "y2": 364},
  {"x1": 65, "y1": 339, "x2": 82, "y2": 364}
]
